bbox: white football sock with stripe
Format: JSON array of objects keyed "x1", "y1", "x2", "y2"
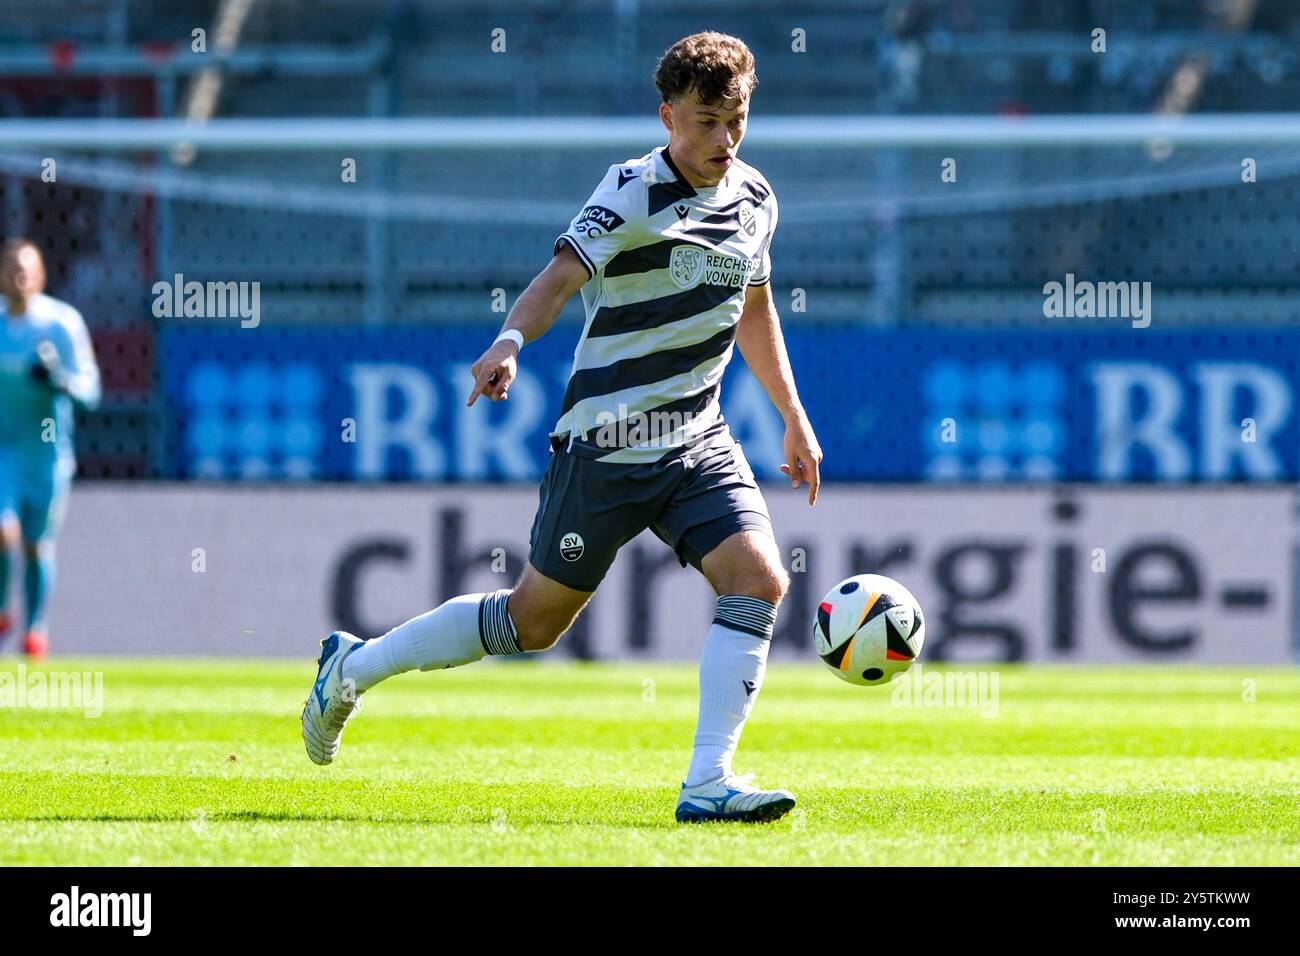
[
  {"x1": 686, "y1": 595, "x2": 777, "y2": 788},
  {"x1": 342, "y1": 589, "x2": 524, "y2": 693}
]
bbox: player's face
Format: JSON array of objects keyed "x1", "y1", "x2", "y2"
[
  {"x1": 0, "y1": 246, "x2": 45, "y2": 302},
  {"x1": 660, "y1": 89, "x2": 749, "y2": 188}
]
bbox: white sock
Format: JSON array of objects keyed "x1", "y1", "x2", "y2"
[
  {"x1": 686, "y1": 595, "x2": 777, "y2": 788},
  {"x1": 342, "y1": 589, "x2": 522, "y2": 693}
]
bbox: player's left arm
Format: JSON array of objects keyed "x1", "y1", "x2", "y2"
[
  {"x1": 37, "y1": 309, "x2": 102, "y2": 409},
  {"x1": 736, "y1": 279, "x2": 823, "y2": 505}
]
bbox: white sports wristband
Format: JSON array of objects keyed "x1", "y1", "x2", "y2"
[{"x1": 493, "y1": 329, "x2": 525, "y2": 351}]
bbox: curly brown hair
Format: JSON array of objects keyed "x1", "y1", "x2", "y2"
[{"x1": 653, "y1": 32, "x2": 757, "y2": 106}]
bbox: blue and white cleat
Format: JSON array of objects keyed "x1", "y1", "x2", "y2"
[
  {"x1": 675, "y1": 772, "x2": 797, "y2": 823},
  {"x1": 301, "y1": 631, "x2": 366, "y2": 766}
]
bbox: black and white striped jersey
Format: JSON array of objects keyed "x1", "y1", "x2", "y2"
[{"x1": 551, "y1": 144, "x2": 777, "y2": 463}]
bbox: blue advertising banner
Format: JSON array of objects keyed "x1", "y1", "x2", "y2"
[{"x1": 159, "y1": 324, "x2": 1300, "y2": 482}]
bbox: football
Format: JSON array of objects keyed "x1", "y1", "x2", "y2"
[{"x1": 813, "y1": 574, "x2": 925, "y2": 686}]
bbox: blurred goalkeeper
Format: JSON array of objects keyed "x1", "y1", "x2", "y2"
[
  {"x1": 303, "y1": 32, "x2": 822, "y2": 823},
  {"x1": 0, "y1": 239, "x2": 101, "y2": 658}
]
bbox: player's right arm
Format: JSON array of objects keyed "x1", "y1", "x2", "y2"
[
  {"x1": 466, "y1": 163, "x2": 642, "y2": 406},
  {"x1": 465, "y1": 244, "x2": 589, "y2": 405},
  {"x1": 33, "y1": 308, "x2": 102, "y2": 410}
]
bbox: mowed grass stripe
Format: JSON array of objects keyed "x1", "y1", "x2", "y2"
[{"x1": 0, "y1": 659, "x2": 1297, "y2": 865}]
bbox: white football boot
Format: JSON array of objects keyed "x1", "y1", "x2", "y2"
[
  {"x1": 301, "y1": 631, "x2": 367, "y2": 765},
  {"x1": 675, "y1": 772, "x2": 797, "y2": 823}
]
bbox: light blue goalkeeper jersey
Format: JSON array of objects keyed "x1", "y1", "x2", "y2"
[{"x1": 0, "y1": 293, "x2": 101, "y2": 483}]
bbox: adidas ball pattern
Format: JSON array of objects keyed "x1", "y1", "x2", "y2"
[{"x1": 813, "y1": 574, "x2": 925, "y2": 686}]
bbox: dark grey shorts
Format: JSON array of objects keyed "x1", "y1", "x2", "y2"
[{"x1": 527, "y1": 422, "x2": 774, "y2": 592}]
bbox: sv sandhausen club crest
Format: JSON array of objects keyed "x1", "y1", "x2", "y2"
[
  {"x1": 559, "y1": 532, "x2": 585, "y2": 562},
  {"x1": 669, "y1": 245, "x2": 705, "y2": 289},
  {"x1": 738, "y1": 199, "x2": 757, "y2": 237}
]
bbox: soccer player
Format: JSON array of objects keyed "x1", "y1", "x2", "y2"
[
  {"x1": 303, "y1": 32, "x2": 823, "y2": 823},
  {"x1": 0, "y1": 238, "x2": 101, "y2": 658}
]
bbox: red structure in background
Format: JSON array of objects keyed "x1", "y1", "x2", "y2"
[{"x1": 0, "y1": 70, "x2": 160, "y2": 477}]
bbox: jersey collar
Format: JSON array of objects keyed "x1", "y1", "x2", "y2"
[
  {"x1": 659, "y1": 145, "x2": 694, "y2": 193},
  {"x1": 662, "y1": 145, "x2": 728, "y2": 192}
]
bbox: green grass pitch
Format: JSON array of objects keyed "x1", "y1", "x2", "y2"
[{"x1": 1, "y1": 657, "x2": 1297, "y2": 865}]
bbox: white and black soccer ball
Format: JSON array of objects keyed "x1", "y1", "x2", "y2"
[{"x1": 813, "y1": 574, "x2": 925, "y2": 686}]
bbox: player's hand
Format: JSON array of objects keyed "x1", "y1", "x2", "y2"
[
  {"x1": 29, "y1": 341, "x2": 61, "y2": 388},
  {"x1": 780, "y1": 414, "x2": 823, "y2": 506},
  {"x1": 465, "y1": 339, "x2": 520, "y2": 406}
]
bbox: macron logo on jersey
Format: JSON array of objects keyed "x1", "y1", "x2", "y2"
[{"x1": 574, "y1": 205, "x2": 626, "y2": 238}]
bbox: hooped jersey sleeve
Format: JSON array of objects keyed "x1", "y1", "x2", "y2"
[
  {"x1": 553, "y1": 163, "x2": 645, "y2": 279},
  {"x1": 747, "y1": 188, "x2": 778, "y2": 287}
]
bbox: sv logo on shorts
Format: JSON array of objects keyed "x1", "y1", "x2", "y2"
[{"x1": 559, "y1": 532, "x2": 585, "y2": 562}]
